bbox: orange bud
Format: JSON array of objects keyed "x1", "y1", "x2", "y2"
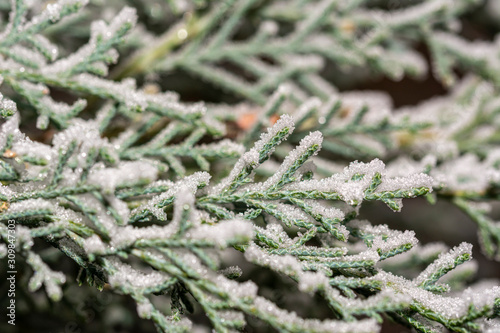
[{"x1": 3, "y1": 149, "x2": 16, "y2": 158}]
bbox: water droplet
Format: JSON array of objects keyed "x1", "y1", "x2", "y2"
[{"x1": 177, "y1": 29, "x2": 188, "y2": 40}]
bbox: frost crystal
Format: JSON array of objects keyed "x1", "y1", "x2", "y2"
[
  {"x1": 108, "y1": 258, "x2": 171, "y2": 290},
  {"x1": 258, "y1": 131, "x2": 322, "y2": 190},
  {"x1": 88, "y1": 161, "x2": 158, "y2": 192},
  {"x1": 210, "y1": 115, "x2": 294, "y2": 195},
  {"x1": 414, "y1": 242, "x2": 472, "y2": 286},
  {"x1": 189, "y1": 219, "x2": 254, "y2": 248}
]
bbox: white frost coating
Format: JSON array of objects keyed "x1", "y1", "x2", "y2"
[
  {"x1": 275, "y1": 202, "x2": 316, "y2": 226},
  {"x1": 340, "y1": 249, "x2": 380, "y2": 263},
  {"x1": 218, "y1": 266, "x2": 242, "y2": 278},
  {"x1": 416, "y1": 242, "x2": 450, "y2": 260},
  {"x1": 286, "y1": 159, "x2": 385, "y2": 205},
  {"x1": 394, "y1": 49, "x2": 427, "y2": 77},
  {"x1": 210, "y1": 115, "x2": 295, "y2": 195},
  {"x1": 245, "y1": 243, "x2": 302, "y2": 274},
  {"x1": 26, "y1": 251, "x2": 66, "y2": 300},
  {"x1": 18, "y1": 80, "x2": 48, "y2": 95},
  {"x1": 0, "y1": 92, "x2": 17, "y2": 116},
  {"x1": 285, "y1": 158, "x2": 432, "y2": 205},
  {"x1": 146, "y1": 121, "x2": 182, "y2": 147},
  {"x1": 214, "y1": 274, "x2": 258, "y2": 300},
  {"x1": 381, "y1": 242, "x2": 449, "y2": 268},
  {"x1": 0, "y1": 113, "x2": 23, "y2": 150},
  {"x1": 33, "y1": 96, "x2": 87, "y2": 129},
  {"x1": 82, "y1": 234, "x2": 107, "y2": 254},
  {"x1": 107, "y1": 224, "x2": 177, "y2": 250},
  {"x1": 308, "y1": 201, "x2": 345, "y2": 221},
  {"x1": 312, "y1": 156, "x2": 345, "y2": 174},
  {"x1": 75, "y1": 192, "x2": 117, "y2": 231},
  {"x1": 201, "y1": 112, "x2": 225, "y2": 136},
  {"x1": 385, "y1": 155, "x2": 437, "y2": 178},
  {"x1": 105, "y1": 196, "x2": 130, "y2": 224},
  {"x1": 298, "y1": 271, "x2": 331, "y2": 293},
  {"x1": 12, "y1": 138, "x2": 55, "y2": 163},
  {"x1": 306, "y1": 201, "x2": 349, "y2": 239},
  {"x1": 172, "y1": 186, "x2": 196, "y2": 226},
  {"x1": 434, "y1": 32, "x2": 500, "y2": 70},
  {"x1": 146, "y1": 179, "x2": 174, "y2": 189},
  {"x1": 335, "y1": 289, "x2": 411, "y2": 313},
  {"x1": 88, "y1": 161, "x2": 158, "y2": 192},
  {"x1": 482, "y1": 318, "x2": 500, "y2": 333},
  {"x1": 253, "y1": 114, "x2": 295, "y2": 153},
  {"x1": 52, "y1": 206, "x2": 85, "y2": 226},
  {"x1": 176, "y1": 251, "x2": 209, "y2": 277},
  {"x1": 260, "y1": 20, "x2": 279, "y2": 35},
  {"x1": 294, "y1": 97, "x2": 322, "y2": 124},
  {"x1": 136, "y1": 298, "x2": 154, "y2": 319},
  {"x1": 8, "y1": 198, "x2": 54, "y2": 214},
  {"x1": 58, "y1": 168, "x2": 81, "y2": 187},
  {"x1": 79, "y1": 74, "x2": 147, "y2": 110},
  {"x1": 0, "y1": 244, "x2": 6, "y2": 258},
  {"x1": 102, "y1": 7, "x2": 137, "y2": 34},
  {"x1": 253, "y1": 297, "x2": 379, "y2": 333},
  {"x1": 111, "y1": 114, "x2": 154, "y2": 150},
  {"x1": 308, "y1": 75, "x2": 339, "y2": 98},
  {"x1": 386, "y1": 0, "x2": 452, "y2": 27},
  {"x1": 350, "y1": 134, "x2": 387, "y2": 156},
  {"x1": 42, "y1": 7, "x2": 137, "y2": 75},
  {"x1": 375, "y1": 173, "x2": 433, "y2": 194},
  {"x1": 432, "y1": 154, "x2": 495, "y2": 193},
  {"x1": 294, "y1": 161, "x2": 317, "y2": 180},
  {"x1": 255, "y1": 223, "x2": 295, "y2": 247},
  {"x1": 107, "y1": 257, "x2": 171, "y2": 290},
  {"x1": 20, "y1": 0, "x2": 89, "y2": 30},
  {"x1": 167, "y1": 317, "x2": 193, "y2": 330},
  {"x1": 460, "y1": 279, "x2": 500, "y2": 304},
  {"x1": 132, "y1": 172, "x2": 210, "y2": 220},
  {"x1": 52, "y1": 118, "x2": 114, "y2": 164},
  {"x1": 261, "y1": 83, "x2": 290, "y2": 118},
  {"x1": 414, "y1": 242, "x2": 472, "y2": 286},
  {"x1": 285, "y1": 81, "x2": 309, "y2": 102},
  {"x1": 218, "y1": 311, "x2": 245, "y2": 324},
  {"x1": 256, "y1": 131, "x2": 322, "y2": 191},
  {"x1": 285, "y1": 54, "x2": 324, "y2": 72},
  {"x1": 372, "y1": 231, "x2": 417, "y2": 253},
  {"x1": 245, "y1": 243, "x2": 338, "y2": 294},
  {"x1": 361, "y1": 223, "x2": 391, "y2": 235},
  {"x1": 339, "y1": 91, "x2": 392, "y2": 125},
  {"x1": 375, "y1": 270, "x2": 499, "y2": 320},
  {"x1": 485, "y1": 148, "x2": 500, "y2": 168},
  {"x1": 362, "y1": 224, "x2": 418, "y2": 255},
  {"x1": 209, "y1": 150, "x2": 258, "y2": 196},
  {"x1": 33, "y1": 35, "x2": 59, "y2": 61},
  {"x1": 16, "y1": 225, "x2": 34, "y2": 250},
  {"x1": 189, "y1": 219, "x2": 253, "y2": 248},
  {"x1": 317, "y1": 97, "x2": 339, "y2": 125},
  {"x1": 196, "y1": 139, "x2": 245, "y2": 157},
  {"x1": 0, "y1": 184, "x2": 14, "y2": 200},
  {"x1": 11, "y1": 45, "x2": 46, "y2": 67},
  {"x1": 72, "y1": 74, "x2": 204, "y2": 116}
]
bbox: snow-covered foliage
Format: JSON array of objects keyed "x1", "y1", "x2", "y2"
[{"x1": 0, "y1": 0, "x2": 499, "y2": 332}]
